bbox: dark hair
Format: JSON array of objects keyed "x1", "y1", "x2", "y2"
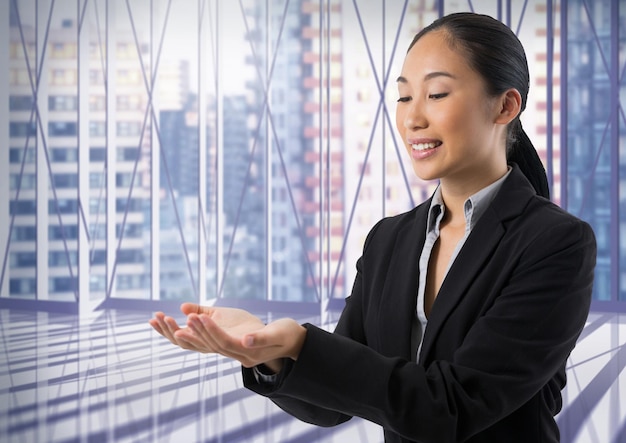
[{"x1": 409, "y1": 12, "x2": 550, "y2": 199}]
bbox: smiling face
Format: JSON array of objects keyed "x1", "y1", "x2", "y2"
[{"x1": 396, "y1": 30, "x2": 514, "y2": 193}]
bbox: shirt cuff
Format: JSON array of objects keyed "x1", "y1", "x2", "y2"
[{"x1": 252, "y1": 363, "x2": 279, "y2": 384}]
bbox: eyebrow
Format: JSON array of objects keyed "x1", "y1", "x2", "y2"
[{"x1": 396, "y1": 71, "x2": 456, "y2": 83}]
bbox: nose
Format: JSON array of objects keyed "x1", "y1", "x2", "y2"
[{"x1": 403, "y1": 99, "x2": 427, "y2": 130}]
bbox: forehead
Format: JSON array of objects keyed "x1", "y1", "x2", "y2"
[{"x1": 399, "y1": 30, "x2": 472, "y2": 80}]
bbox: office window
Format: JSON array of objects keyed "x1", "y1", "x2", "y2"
[
  {"x1": 10, "y1": 173, "x2": 36, "y2": 190},
  {"x1": 10, "y1": 200, "x2": 36, "y2": 216},
  {"x1": 10, "y1": 95, "x2": 34, "y2": 111},
  {"x1": 9, "y1": 278, "x2": 36, "y2": 296},
  {"x1": 11, "y1": 226, "x2": 36, "y2": 242},
  {"x1": 49, "y1": 121, "x2": 77, "y2": 137},
  {"x1": 10, "y1": 122, "x2": 36, "y2": 137},
  {"x1": 49, "y1": 95, "x2": 78, "y2": 111}
]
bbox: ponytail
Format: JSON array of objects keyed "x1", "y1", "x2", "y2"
[{"x1": 507, "y1": 120, "x2": 550, "y2": 199}]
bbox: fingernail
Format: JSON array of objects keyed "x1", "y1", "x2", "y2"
[{"x1": 244, "y1": 336, "x2": 254, "y2": 347}]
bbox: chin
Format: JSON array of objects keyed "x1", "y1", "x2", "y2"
[{"x1": 411, "y1": 165, "x2": 439, "y2": 182}]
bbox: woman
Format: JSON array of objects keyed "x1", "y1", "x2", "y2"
[{"x1": 150, "y1": 12, "x2": 596, "y2": 442}]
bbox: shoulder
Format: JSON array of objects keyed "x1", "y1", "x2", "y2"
[
  {"x1": 362, "y1": 202, "x2": 428, "y2": 252},
  {"x1": 493, "y1": 166, "x2": 595, "y2": 243}
]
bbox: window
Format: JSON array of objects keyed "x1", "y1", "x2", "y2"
[
  {"x1": 49, "y1": 276, "x2": 77, "y2": 292},
  {"x1": 10, "y1": 122, "x2": 36, "y2": 137},
  {"x1": 90, "y1": 172, "x2": 105, "y2": 189},
  {"x1": 10, "y1": 200, "x2": 36, "y2": 215},
  {"x1": 49, "y1": 199, "x2": 78, "y2": 214},
  {"x1": 90, "y1": 147, "x2": 106, "y2": 162},
  {"x1": 90, "y1": 250, "x2": 107, "y2": 265},
  {"x1": 52, "y1": 174, "x2": 78, "y2": 189},
  {"x1": 89, "y1": 95, "x2": 106, "y2": 112},
  {"x1": 90, "y1": 121, "x2": 106, "y2": 137},
  {"x1": 49, "y1": 121, "x2": 77, "y2": 137},
  {"x1": 10, "y1": 173, "x2": 36, "y2": 190},
  {"x1": 11, "y1": 226, "x2": 36, "y2": 242},
  {"x1": 9, "y1": 147, "x2": 36, "y2": 164},
  {"x1": 9, "y1": 278, "x2": 36, "y2": 296},
  {"x1": 116, "y1": 249, "x2": 144, "y2": 264},
  {"x1": 116, "y1": 121, "x2": 142, "y2": 137},
  {"x1": 10, "y1": 95, "x2": 34, "y2": 111},
  {"x1": 49, "y1": 95, "x2": 78, "y2": 111},
  {"x1": 49, "y1": 250, "x2": 78, "y2": 267},
  {"x1": 10, "y1": 251, "x2": 37, "y2": 268},
  {"x1": 49, "y1": 224, "x2": 78, "y2": 240},
  {"x1": 51, "y1": 148, "x2": 78, "y2": 162}
]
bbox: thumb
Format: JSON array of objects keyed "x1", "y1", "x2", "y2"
[{"x1": 242, "y1": 331, "x2": 271, "y2": 348}]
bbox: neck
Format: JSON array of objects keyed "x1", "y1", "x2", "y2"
[{"x1": 439, "y1": 164, "x2": 508, "y2": 227}]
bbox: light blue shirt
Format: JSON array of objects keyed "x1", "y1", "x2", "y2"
[{"x1": 414, "y1": 168, "x2": 512, "y2": 360}]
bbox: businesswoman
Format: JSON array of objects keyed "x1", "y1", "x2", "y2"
[{"x1": 150, "y1": 12, "x2": 596, "y2": 442}]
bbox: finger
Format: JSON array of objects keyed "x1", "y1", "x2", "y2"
[
  {"x1": 148, "y1": 318, "x2": 166, "y2": 336},
  {"x1": 173, "y1": 330, "x2": 203, "y2": 352},
  {"x1": 180, "y1": 303, "x2": 201, "y2": 315},
  {"x1": 187, "y1": 314, "x2": 236, "y2": 355},
  {"x1": 159, "y1": 316, "x2": 184, "y2": 343},
  {"x1": 150, "y1": 313, "x2": 176, "y2": 340},
  {"x1": 181, "y1": 302, "x2": 214, "y2": 316}
]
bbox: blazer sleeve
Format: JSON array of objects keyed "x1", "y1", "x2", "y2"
[{"x1": 244, "y1": 215, "x2": 596, "y2": 441}]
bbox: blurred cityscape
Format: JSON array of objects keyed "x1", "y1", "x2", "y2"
[{"x1": 1, "y1": 0, "x2": 623, "y2": 310}]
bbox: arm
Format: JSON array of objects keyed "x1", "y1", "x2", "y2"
[{"x1": 249, "y1": 218, "x2": 596, "y2": 441}]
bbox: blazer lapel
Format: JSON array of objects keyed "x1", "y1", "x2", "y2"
[
  {"x1": 418, "y1": 166, "x2": 536, "y2": 363},
  {"x1": 376, "y1": 203, "x2": 429, "y2": 361}
]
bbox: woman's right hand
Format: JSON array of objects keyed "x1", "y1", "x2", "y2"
[{"x1": 149, "y1": 303, "x2": 306, "y2": 370}]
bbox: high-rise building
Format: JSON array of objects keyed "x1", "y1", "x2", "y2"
[
  {"x1": 241, "y1": 0, "x2": 347, "y2": 303},
  {"x1": 4, "y1": 13, "x2": 154, "y2": 301}
]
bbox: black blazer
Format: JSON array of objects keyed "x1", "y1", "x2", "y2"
[{"x1": 244, "y1": 165, "x2": 597, "y2": 443}]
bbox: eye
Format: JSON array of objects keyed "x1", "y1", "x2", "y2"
[
  {"x1": 428, "y1": 93, "x2": 448, "y2": 100},
  {"x1": 397, "y1": 96, "x2": 411, "y2": 103}
]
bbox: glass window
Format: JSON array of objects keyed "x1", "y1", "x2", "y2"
[
  {"x1": 10, "y1": 251, "x2": 37, "y2": 268},
  {"x1": 90, "y1": 121, "x2": 106, "y2": 137},
  {"x1": 49, "y1": 276, "x2": 77, "y2": 292},
  {"x1": 10, "y1": 173, "x2": 36, "y2": 190},
  {"x1": 9, "y1": 278, "x2": 36, "y2": 296},
  {"x1": 90, "y1": 250, "x2": 106, "y2": 265},
  {"x1": 10, "y1": 200, "x2": 36, "y2": 215},
  {"x1": 10, "y1": 122, "x2": 36, "y2": 137},
  {"x1": 49, "y1": 121, "x2": 77, "y2": 137},
  {"x1": 10, "y1": 95, "x2": 34, "y2": 111},
  {"x1": 49, "y1": 224, "x2": 78, "y2": 240},
  {"x1": 49, "y1": 95, "x2": 78, "y2": 111},
  {"x1": 11, "y1": 225, "x2": 36, "y2": 242},
  {"x1": 90, "y1": 147, "x2": 106, "y2": 162},
  {"x1": 49, "y1": 250, "x2": 78, "y2": 267},
  {"x1": 116, "y1": 121, "x2": 142, "y2": 137},
  {"x1": 52, "y1": 174, "x2": 78, "y2": 189},
  {"x1": 49, "y1": 199, "x2": 78, "y2": 214},
  {"x1": 51, "y1": 148, "x2": 78, "y2": 162},
  {"x1": 10, "y1": 146, "x2": 36, "y2": 163},
  {"x1": 90, "y1": 172, "x2": 105, "y2": 189}
]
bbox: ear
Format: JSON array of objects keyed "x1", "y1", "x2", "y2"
[{"x1": 494, "y1": 88, "x2": 522, "y2": 125}]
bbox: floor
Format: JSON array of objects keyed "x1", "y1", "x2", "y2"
[{"x1": 0, "y1": 309, "x2": 624, "y2": 443}]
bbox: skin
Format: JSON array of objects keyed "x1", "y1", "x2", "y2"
[{"x1": 149, "y1": 29, "x2": 523, "y2": 372}]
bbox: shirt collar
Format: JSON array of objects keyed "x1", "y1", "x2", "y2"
[{"x1": 426, "y1": 167, "x2": 512, "y2": 235}]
